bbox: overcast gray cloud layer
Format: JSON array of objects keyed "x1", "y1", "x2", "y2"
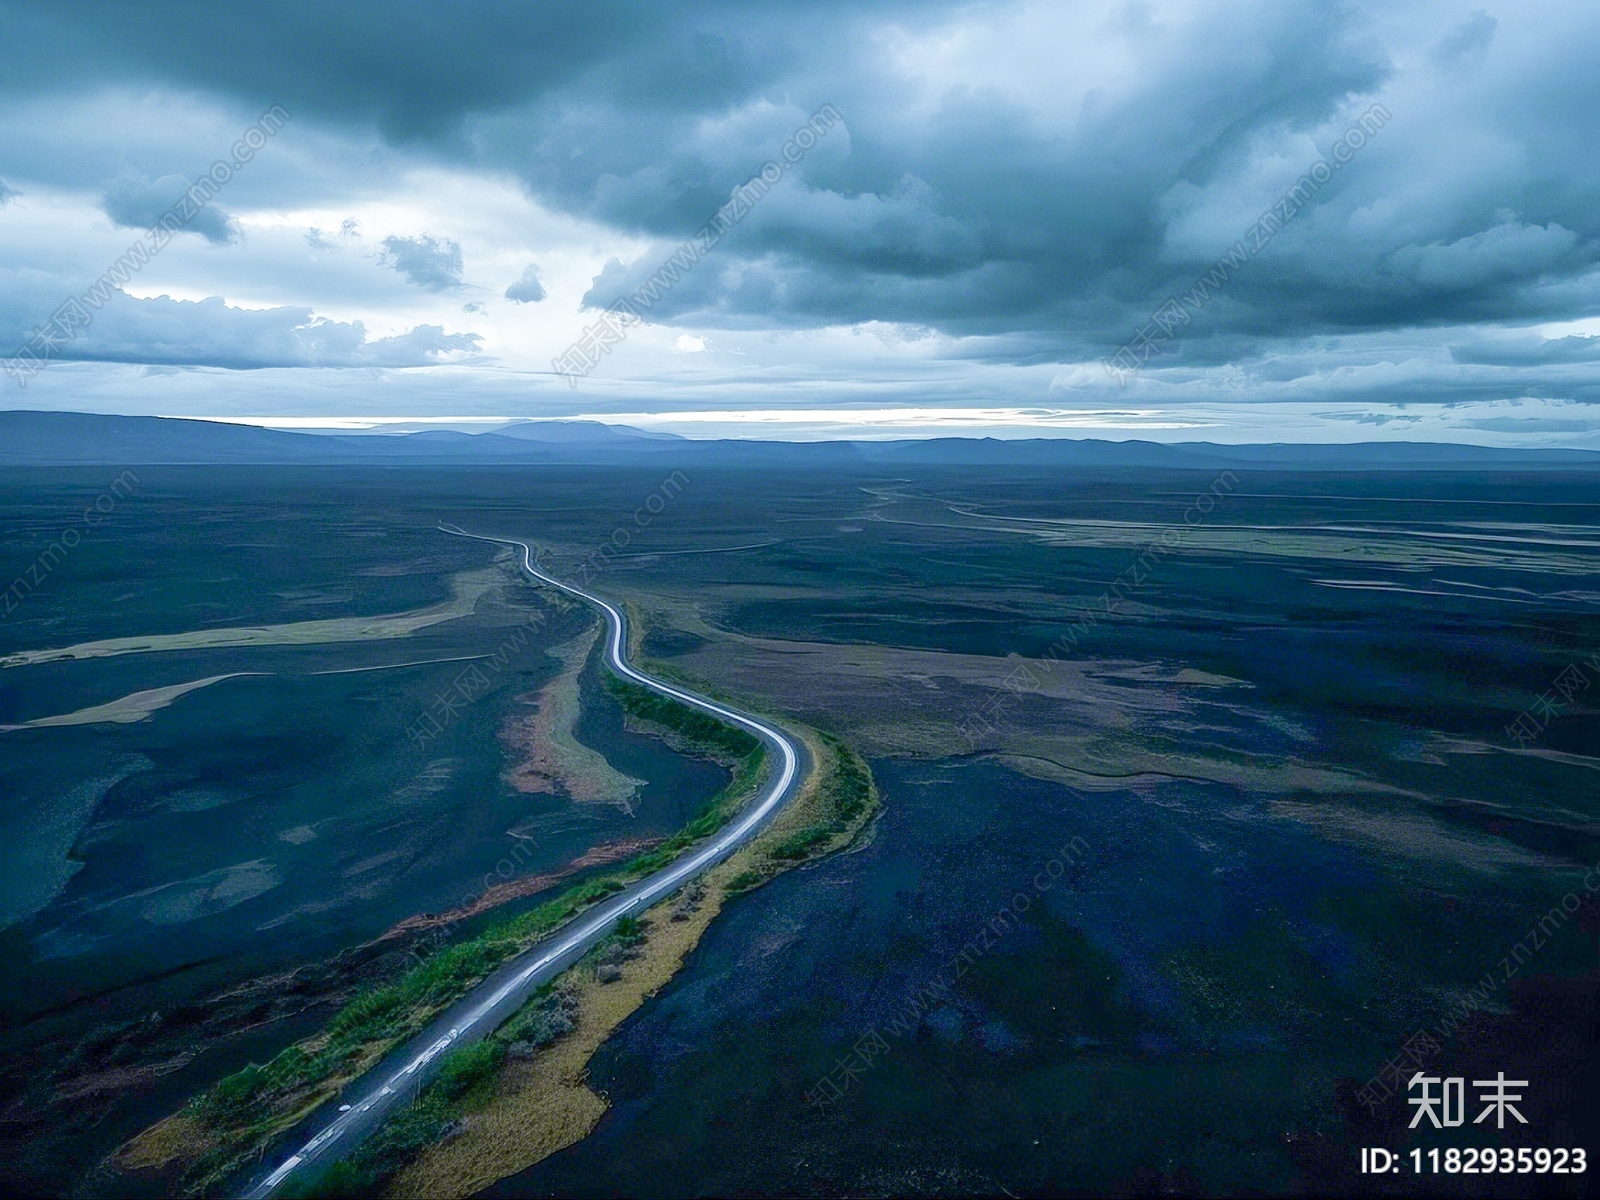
[{"x1": 1, "y1": 0, "x2": 1599, "y2": 443}]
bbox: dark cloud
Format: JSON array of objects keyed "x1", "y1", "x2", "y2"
[
  {"x1": 381, "y1": 234, "x2": 463, "y2": 291},
  {"x1": 102, "y1": 174, "x2": 237, "y2": 243},
  {"x1": 3, "y1": 0, "x2": 1599, "y2": 384},
  {"x1": 484, "y1": 1, "x2": 1600, "y2": 355},
  {"x1": 0, "y1": 1, "x2": 775, "y2": 139},
  {"x1": 493, "y1": 1, "x2": 1401, "y2": 347},
  {"x1": 0, "y1": 179, "x2": 17, "y2": 206},
  {"x1": 504, "y1": 264, "x2": 545, "y2": 303}
]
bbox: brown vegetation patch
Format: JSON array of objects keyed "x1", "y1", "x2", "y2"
[
  {"x1": 55, "y1": 1054, "x2": 195, "y2": 1102},
  {"x1": 500, "y1": 627, "x2": 642, "y2": 808},
  {"x1": 375, "y1": 837, "x2": 665, "y2": 941},
  {"x1": 116, "y1": 1113, "x2": 215, "y2": 1173}
]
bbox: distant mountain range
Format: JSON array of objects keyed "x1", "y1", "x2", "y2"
[{"x1": 3, "y1": 410, "x2": 1599, "y2": 470}]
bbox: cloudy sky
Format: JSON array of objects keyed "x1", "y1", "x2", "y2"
[{"x1": 2, "y1": 0, "x2": 1598, "y2": 444}]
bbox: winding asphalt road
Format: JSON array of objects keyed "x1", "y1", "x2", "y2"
[{"x1": 243, "y1": 527, "x2": 806, "y2": 1198}]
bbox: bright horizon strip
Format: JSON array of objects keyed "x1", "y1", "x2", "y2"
[
  {"x1": 177, "y1": 406, "x2": 1600, "y2": 445},
  {"x1": 184, "y1": 407, "x2": 1213, "y2": 437},
  {"x1": 193, "y1": 415, "x2": 520, "y2": 430}
]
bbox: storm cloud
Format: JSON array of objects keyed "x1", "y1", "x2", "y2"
[{"x1": 1, "y1": 0, "x2": 1598, "y2": 445}]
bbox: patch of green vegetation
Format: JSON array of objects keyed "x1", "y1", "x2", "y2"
[
  {"x1": 604, "y1": 675, "x2": 758, "y2": 760},
  {"x1": 820, "y1": 731, "x2": 872, "y2": 822},
  {"x1": 187, "y1": 882, "x2": 624, "y2": 1153},
  {"x1": 619, "y1": 743, "x2": 766, "y2": 878},
  {"x1": 770, "y1": 826, "x2": 834, "y2": 860},
  {"x1": 723, "y1": 869, "x2": 766, "y2": 894},
  {"x1": 281, "y1": 1040, "x2": 503, "y2": 1199},
  {"x1": 763, "y1": 731, "x2": 875, "y2": 864},
  {"x1": 597, "y1": 675, "x2": 772, "y2": 879},
  {"x1": 724, "y1": 731, "x2": 879, "y2": 896},
  {"x1": 186, "y1": 878, "x2": 641, "y2": 1161},
  {"x1": 278, "y1": 1158, "x2": 373, "y2": 1199},
  {"x1": 290, "y1": 984, "x2": 588, "y2": 1196},
  {"x1": 497, "y1": 985, "x2": 576, "y2": 1053},
  {"x1": 432, "y1": 1039, "x2": 506, "y2": 1106}
]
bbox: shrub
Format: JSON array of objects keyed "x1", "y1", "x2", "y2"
[
  {"x1": 431, "y1": 1039, "x2": 505, "y2": 1106},
  {"x1": 278, "y1": 1158, "x2": 375, "y2": 1199},
  {"x1": 771, "y1": 827, "x2": 833, "y2": 860},
  {"x1": 498, "y1": 993, "x2": 574, "y2": 1051},
  {"x1": 195, "y1": 1063, "x2": 269, "y2": 1121}
]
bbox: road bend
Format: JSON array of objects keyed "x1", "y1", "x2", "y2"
[{"x1": 242, "y1": 526, "x2": 805, "y2": 1198}]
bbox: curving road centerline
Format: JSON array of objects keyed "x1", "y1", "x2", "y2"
[{"x1": 243, "y1": 527, "x2": 805, "y2": 1198}]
